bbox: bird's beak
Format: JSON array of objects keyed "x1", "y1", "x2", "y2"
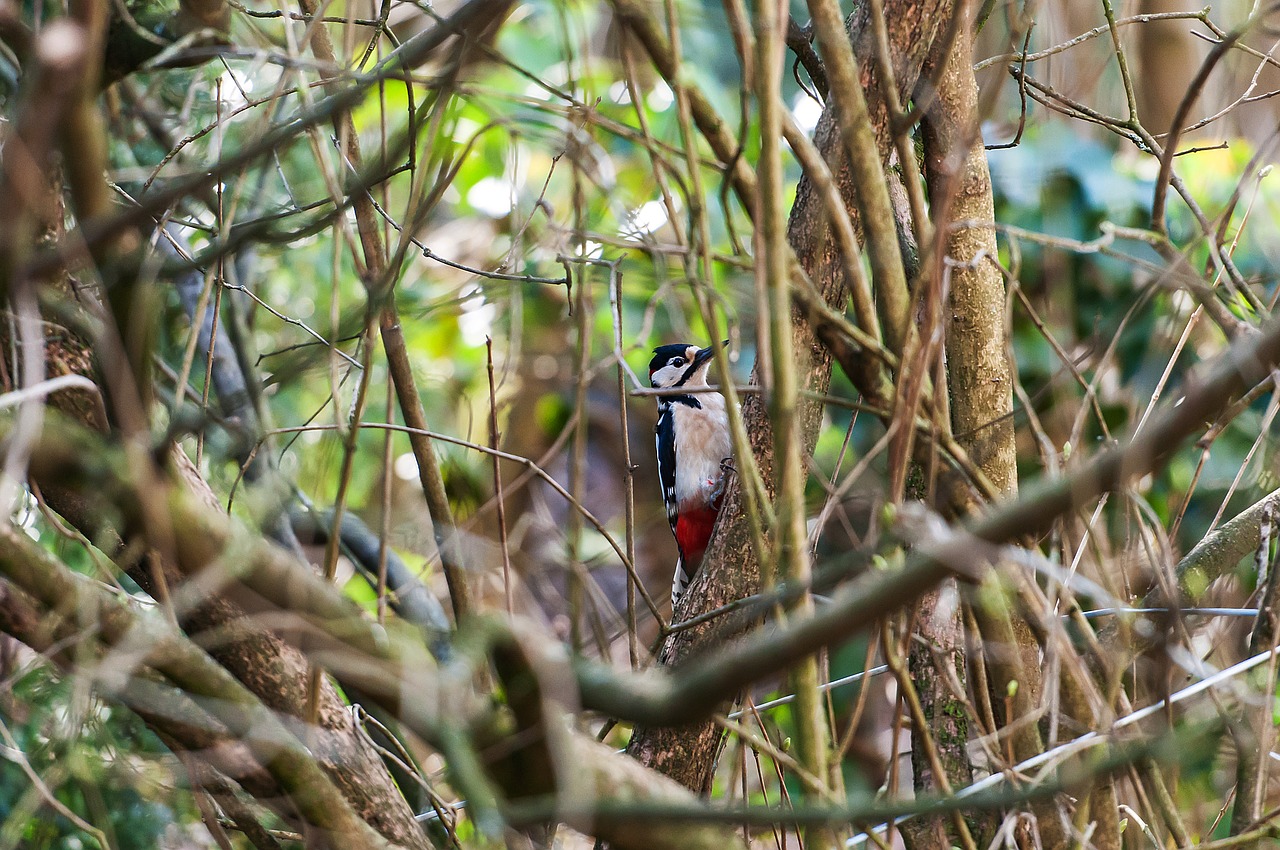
[{"x1": 693, "y1": 339, "x2": 728, "y2": 366}]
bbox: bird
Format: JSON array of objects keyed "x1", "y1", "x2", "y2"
[{"x1": 648, "y1": 341, "x2": 733, "y2": 605}]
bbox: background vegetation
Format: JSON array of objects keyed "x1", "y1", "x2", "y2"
[{"x1": 3, "y1": 0, "x2": 1280, "y2": 848}]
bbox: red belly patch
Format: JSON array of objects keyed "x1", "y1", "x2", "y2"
[{"x1": 675, "y1": 504, "x2": 720, "y2": 568}]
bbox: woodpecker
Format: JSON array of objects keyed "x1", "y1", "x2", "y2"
[{"x1": 648, "y1": 341, "x2": 733, "y2": 604}]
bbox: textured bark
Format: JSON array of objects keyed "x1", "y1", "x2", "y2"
[
  {"x1": 902, "y1": 581, "x2": 973, "y2": 849},
  {"x1": 921, "y1": 10, "x2": 1117, "y2": 849},
  {"x1": 35, "y1": 456, "x2": 431, "y2": 849},
  {"x1": 1, "y1": 76, "x2": 427, "y2": 845},
  {"x1": 625, "y1": 0, "x2": 951, "y2": 794},
  {"x1": 0, "y1": 538, "x2": 396, "y2": 850},
  {"x1": 492, "y1": 633, "x2": 742, "y2": 850},
  {"x1": 1229, "y1": 532, "x2": 1280, "y2": 847},
  {"x1": 1171, "y1": 488, "x2": 1280, "y2": 602},
  {"x1": 24, "y1": 416, "x2": 750, "y2": 850},
  {"x1": 921, "y1": 37, "x2": 1015, "y2": 500},
  {"x1": 0, "y1": 21, "x2": 429, "y2": 844},
  {"x1": 917, "y1": 7, "x2": 1025, "y2": 848},
  {"x1": 0, "y1": 651, "x2": 285, "y2": 827}
]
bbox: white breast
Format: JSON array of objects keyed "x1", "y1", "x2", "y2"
[{"x1": 671, "y1": 394, "x2": 732, "y2": 508}]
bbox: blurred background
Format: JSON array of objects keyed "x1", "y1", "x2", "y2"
[{"x1": 5, "y1": 0, "x2": 1280, "y2": 844}]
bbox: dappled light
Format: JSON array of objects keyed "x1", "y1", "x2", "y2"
[{"x1": 3, "y1": 1, "x2": 1280, "y2": 849}]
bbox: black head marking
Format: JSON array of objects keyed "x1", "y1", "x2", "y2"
[
  {"x1": 648, "y1": 343, "x2": 694, "y2": 385},
  {"x1": 649, "y1": 340, "x2": 727, "y2": 388}
]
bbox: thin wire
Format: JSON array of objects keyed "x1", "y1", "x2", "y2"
[
  {"x1": 729, "y1": 665, "x2": 892, "y2": 718},
  {"x1": 417, "y1": 800, "x2": 467, "y2": 823},
  {"x1": 413, "y1": 664, "x2": 896, "y2": 823},
  {"x1": 410, "y1": 605, "x2": 1264, "y2": 825},
  {"x1": 1078, "y1": 606, "x2": 1259, "y2": 619},
  {"x1": 847, "y1": 646, "x2": 1280, "y2": 846},
  {"x1": 741, "y1": 608, "x2": 1258, "y2": 722}
]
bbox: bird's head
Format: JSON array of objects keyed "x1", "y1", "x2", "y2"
[{"x1": 647, "y1": 341, "x2": 726, "y2": 389}]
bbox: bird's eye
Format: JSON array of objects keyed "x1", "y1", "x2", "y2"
[{"x1": 671, "y1": 357, "x2": 685, "y2": 367}]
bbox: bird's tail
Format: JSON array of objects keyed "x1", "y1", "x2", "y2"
[{"x1": 671, "y1": 554, "x2": 695, "y2": 607}]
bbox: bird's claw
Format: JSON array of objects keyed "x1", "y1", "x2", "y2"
[{"x1": 710, "y1": 457, "x2": 735, "y2": 503}]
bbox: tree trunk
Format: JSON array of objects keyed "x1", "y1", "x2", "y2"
[{"x1": 624, "y1": 0, "x2": 952, "y2": 794}]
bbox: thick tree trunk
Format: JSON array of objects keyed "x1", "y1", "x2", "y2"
[
  {"x1": 919, "y1": 8, "x2": 1115, "y2": 848},
  {"x1": 920, "y1": 6, "x2": 1037, "y2": 845},
  {"x1": 902, "y1": 582, "x2": 973, "y2": 849},
  {"x1": 624, "y1": 0, "x2": 951, "y2": 794}
]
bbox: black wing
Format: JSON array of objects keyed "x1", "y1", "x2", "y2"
[{"x1": 655, "y1": 402, "x2": 678, "y2": 535}]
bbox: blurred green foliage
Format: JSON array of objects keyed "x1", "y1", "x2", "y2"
[
  {"x1": 13, "y1": 0, "x2": 1280, "y2": 841},
  {"x1": 0, "y1": 667, "x2": 187, "y2": 850}
]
